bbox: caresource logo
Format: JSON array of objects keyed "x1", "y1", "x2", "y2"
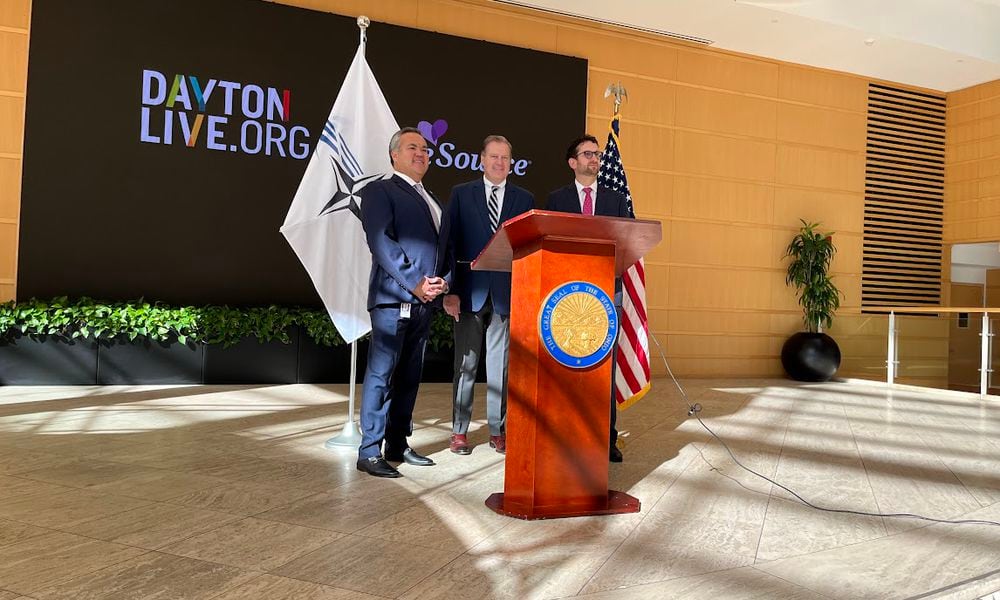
[
  {"x1": 138, "y1": 69, "x2": 311, "y2": 159},
  {"x1": 418, "y1": 118, "x2": 532, "y2": 176}
]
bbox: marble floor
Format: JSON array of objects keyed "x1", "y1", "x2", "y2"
[{"x1": 0, "y1": 378, "x2": 997, "y2": 599}]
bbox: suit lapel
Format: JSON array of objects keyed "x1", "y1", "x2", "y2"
[
  {"x1": 392, "y1": 175, "x2": 438, "y2": 233},
  {"x1": 563, "y1": 185, "x2": 582, "y2": 214},
  {"x1": 498, "y1": 184, "x2": 521, "y2": 225}
]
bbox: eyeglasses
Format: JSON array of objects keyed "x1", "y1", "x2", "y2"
[{"x1": 575, "y1": 150, "x2": 603, "y2": 160}]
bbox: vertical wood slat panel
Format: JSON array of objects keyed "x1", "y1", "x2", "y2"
[{"x1": 863, "y1": 84, "x2": 945, "y2": 310}]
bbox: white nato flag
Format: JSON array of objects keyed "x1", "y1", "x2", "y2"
[{"x1": 281, "y1": 44, "x2": 399, "y2": 343}]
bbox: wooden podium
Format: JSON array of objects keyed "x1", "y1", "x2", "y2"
[{"x1": 474, "y1": 210, "x2": 662, "y2": 519}]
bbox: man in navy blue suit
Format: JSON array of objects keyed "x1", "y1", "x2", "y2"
[
  {"x1": 545, "y1": 134, "x2": 631, "y2": 463},
  {"x1": 356, "y1": 127, "x2": 452, "y2": 478},
  {"x1": 442, "y1": 135, "x2": 535, "y2": 455}
]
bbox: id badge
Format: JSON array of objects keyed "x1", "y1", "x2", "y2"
[{"x1": 400, "y1": 303, "x2": 411, "y2": 320}]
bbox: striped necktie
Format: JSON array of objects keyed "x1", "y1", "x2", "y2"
[{"x1": 488, "y1": 185, "x2": 500, "y2": 232}]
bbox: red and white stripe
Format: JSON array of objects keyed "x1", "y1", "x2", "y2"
[{"x1": 615, "y1": 258, "x2": 651, "y2": 408}]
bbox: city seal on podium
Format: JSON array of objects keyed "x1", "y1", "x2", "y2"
[{"x1": 538, "y1": 281, "x2": 619, "y2": 369}]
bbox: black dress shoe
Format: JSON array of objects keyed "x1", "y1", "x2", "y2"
[
  {"x1": 357, "y1": 456, "x2": 402, "y2": 478},
  {"x1": 385, "y1": 447, "x2": 435, "y2": 466},
  {"x1": 609, "y1": 445, "x2": 623, "y2": 463}
]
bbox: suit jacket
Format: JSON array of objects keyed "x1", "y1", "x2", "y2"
[
  {"x1": 447, "y1": 179, "x2": 535, "y2": 315},
  {"x1": 545, "y1": 183, "x2": 632, "y2": 305},
  {"x1": 545, "y1": 183, "x2": 630, "y2": 218},
  {"x1": 360, "y1": 175, "x2": 452, "y2": 310}
]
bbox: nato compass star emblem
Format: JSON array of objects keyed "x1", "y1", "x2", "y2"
[{"x1": 317, "y1": 154, "x2": 383, "y2": 220}]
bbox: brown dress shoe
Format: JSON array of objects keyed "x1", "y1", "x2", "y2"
[
  {"x1": 489, "y1": 435, "x2": 506, "y2": 454},
  {"x1": 450, "y1": 434, "x2": 472, "y2": 455}
]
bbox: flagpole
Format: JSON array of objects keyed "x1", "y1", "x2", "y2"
[
  {"x1": 324, "y1": 15, "x2": 371, "y2": 451},
  {"x1": 325, "y1": 339, "x2": 362, "y2": 448}
]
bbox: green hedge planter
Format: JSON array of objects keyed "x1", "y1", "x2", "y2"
[{"x1": 0, "y1": 297, "x2": 456, "y2": 385}]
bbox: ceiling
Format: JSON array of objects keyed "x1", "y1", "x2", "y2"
[{"x1": 494, "y1": 0, "x2": 1000, "y2": 92}]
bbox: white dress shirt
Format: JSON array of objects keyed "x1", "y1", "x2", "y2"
[{"x1": 574, "y1": 179, "x2": 597, "y2": 214}]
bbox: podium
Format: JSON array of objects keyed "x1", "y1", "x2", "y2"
[{"x1": 474, "y1": 209, "x2": 662, "y2": 519}]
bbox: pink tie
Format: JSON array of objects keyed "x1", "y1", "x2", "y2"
[{"x1": 583, "y1": 187, "x2": 594, "y2": 216}]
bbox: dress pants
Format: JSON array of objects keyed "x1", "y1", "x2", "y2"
[
  {"x1": 452, "y1": 297, "x2": 509, "y2": 437},
  {"x1": 358, "y1": 304, "x2": 432, "y2": 460}
]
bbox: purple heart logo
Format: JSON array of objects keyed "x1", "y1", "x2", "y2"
[{"x1": 417, "y1": 119, "x2": 448, "y2": 145}]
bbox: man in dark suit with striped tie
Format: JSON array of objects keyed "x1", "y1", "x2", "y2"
[
  {"x1": 442, "y1": 135, "x2": 535, "y2": 455},
  {"x1": 545, "y1": 134, "x2": 631, "y2": 462}
]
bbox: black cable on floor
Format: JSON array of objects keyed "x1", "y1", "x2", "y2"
[{"x1": 647, "y1": 333, "x2": 1000, "y2": 529}]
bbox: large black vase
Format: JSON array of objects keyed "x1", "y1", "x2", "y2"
[{"x1": 781, "y1": 332, "x2": 841, "y2": 382}]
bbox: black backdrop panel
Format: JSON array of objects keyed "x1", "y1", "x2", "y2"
[{"x1": 19, "y1": 0, "x2": 587, "y2": 304}]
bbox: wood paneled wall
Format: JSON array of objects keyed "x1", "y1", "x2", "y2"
[
  {"x1": 0, "y1": 0, "x2": 28, "y2": 302},
  {"x1": 290, "y1": 0, "x2": 872, "y2": 378},
  {"x1": 1, "y1": 0, "x2": 956, "y2": 378},
  {"x1": 946, "y1": 80, "x2": 1000, "y2": 243}
]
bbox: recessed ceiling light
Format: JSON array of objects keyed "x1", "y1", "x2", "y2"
[{"x1": 864, "y1": 38, "x2": 876, "y2": 46}]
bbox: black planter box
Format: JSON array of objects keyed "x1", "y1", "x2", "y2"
[
  {"x1": 205, "y1": 329, "x2": 299, "y2": 384},
  {"x1": 0, "y1": 333, "x2": 99, "y2": 384},
  {"x1": 97, "y1": 335, "x2": 203, "y2": 384},
  {"x1": 297, "y1": 336, "x2": 367, "y2": 384}
]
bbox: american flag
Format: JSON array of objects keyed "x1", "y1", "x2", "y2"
[{"x1": 598, "y1": 113, "x2": 651, "y2": 409}]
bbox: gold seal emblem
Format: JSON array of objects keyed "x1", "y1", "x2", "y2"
[{"x1": 550, "y1": 292, "x2": 611, "y2": 357}]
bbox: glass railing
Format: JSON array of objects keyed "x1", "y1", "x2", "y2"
[{"x1": 873, "y1": 307, "x2": 1000, "y2": 398}]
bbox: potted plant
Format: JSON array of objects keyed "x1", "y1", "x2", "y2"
[{"x1": 781, "y1": 220, "x2": 843, "y2": 382}]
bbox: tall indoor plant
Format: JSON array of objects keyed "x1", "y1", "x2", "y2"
[{"x1": 781, "y1": 220, "x2": 843, "y2": 381}]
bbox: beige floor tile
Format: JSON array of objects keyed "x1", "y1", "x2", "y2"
[
  {"x1": 471, "y1": 514, "x2": 636, "y2": 567},
  {"x1": 399, "y1": 553, "x2": 595, "y2": 600},
  {"x1": 161, "y1": 517, "x2": 342, "y2": 571},
  {"x1": 0, "y1": 449, "x2": 80, "y2": 476},
  {"x1": 0, "y1": 488, "x2": 151, "y2": 529},
  {"x1": 849, "y1": 423, "x2": 983, "y2": 534},
  {"x1": 273, "y1": 534, "x2": 458, "y2": 597},
  {"x1": 0, "y1": 519, "x2": 50, "y2": 548},
  {"x1": 755, "y1": 496, "x2": 886, "y2": 562},
  {"x1": 155, "y1": 452, "x2": 271, "y2": 481},
  {"x1": 86, "y1": 469, "x2": 228, "y2": 501},
  {"x1": 234, "y1": 439, "x2": 359, "y2": 465},
  {"x1": 0, "y1": 379, "x2": 994, "y2": 600},
  {"x1": 208, "y1": 574, "x2": 382, "y2": 600},
  {"x1": 257, "y1": 478, "x2": 423, "y2": 533},
  {"x1": 15, "y1": 459, "x2": 157, "y2": 490},
  {"x1": 232, "y1": 457, "x2": 362, "y2": 492},
  {"x1": 29, "y1": 551, "x2": 259, "y2": 600},
  {"x1": 166, "y1": 481, "x2": 315, "y2": 516},
  {"x1": 63, "y1": 502, "x2": 241, "y2": 549},
  {"x1": 572, "y1": 566, "x2": 829, "y2": 599},
  {"x1": 0, "y1": 476, "x2": 71, "y2": 502},
  {"x1": 580, "y1": 513, "x2": 761, "y2": 594},
  {"x1": 0, "y1": 531, "x2": 147, "y2": 595},
  {"x1": 756, "y1": 504, "x2": 1000, "y2": 600},
  {"x1": 354, "y1": 489, "x2": 512, "y2": 552},
  {"x1": 648, "y1": 459, "x2": 771, "y2": 523}
]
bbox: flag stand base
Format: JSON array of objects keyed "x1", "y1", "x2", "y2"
[{"x1": 325, "y1": 418, "x2": 360, "y2": 448}]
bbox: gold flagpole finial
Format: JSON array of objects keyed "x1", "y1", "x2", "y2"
[{"x1": 603, "y1": 82, "x2": 628, "y2": 115}]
